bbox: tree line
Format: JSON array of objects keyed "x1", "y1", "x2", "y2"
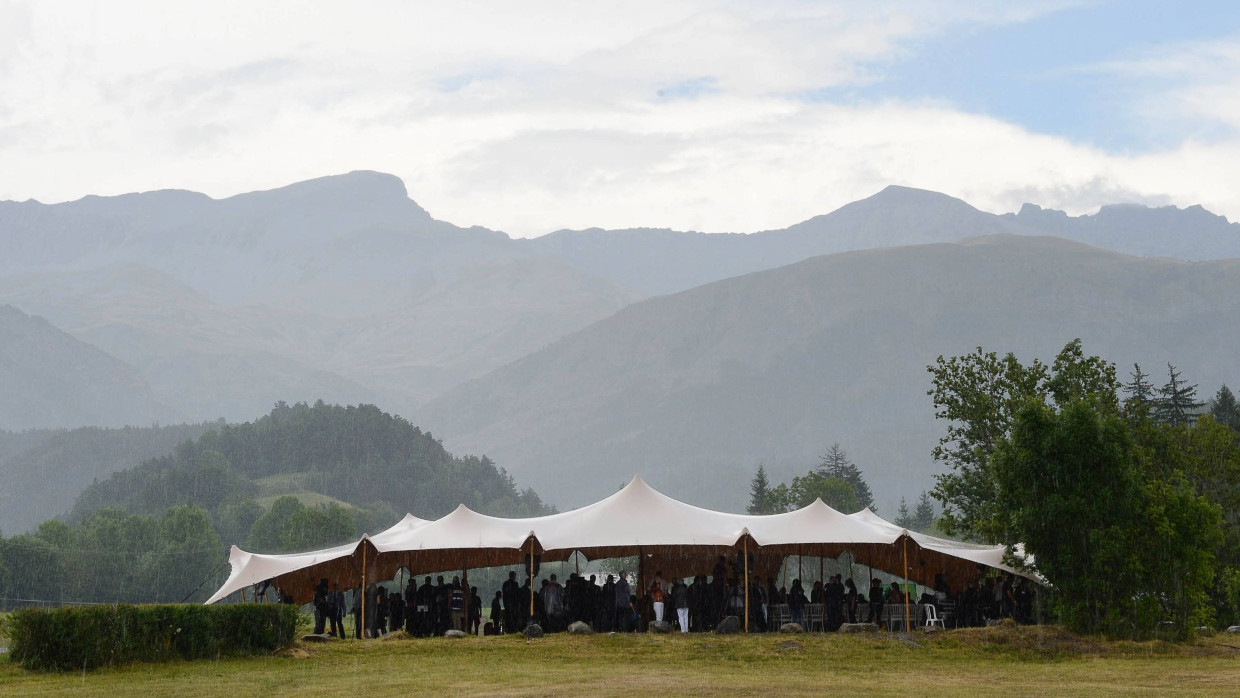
[
  {"x1": 746, "y1": 443, "x2": 876, "y2": 515},
  {"x1": 928, "y1": 339, "x2": 1240, "y2": 637}
]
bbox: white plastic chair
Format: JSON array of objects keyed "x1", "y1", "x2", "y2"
[{"x1": 923, "y1": 604, "x2": 944, "y2": 628}]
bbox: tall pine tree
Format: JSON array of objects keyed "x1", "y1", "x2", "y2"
[{"x1": 1155, "y1": 363, "x2": 1205, "y2": 426}]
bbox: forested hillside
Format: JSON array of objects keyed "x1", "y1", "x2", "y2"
[
  {"x1": 0, "y1": 422, "x2": 218, "y2": 533},
  {"x1": 69, "y1": 401, "x2": 550, "y2": 538},
  {"x1": 0, "y1": 402, "x2": 550, "y2": 606}
]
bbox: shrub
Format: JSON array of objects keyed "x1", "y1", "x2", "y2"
[{"x1": 4, "y1": 603, "x2": 298, "y2": 671}]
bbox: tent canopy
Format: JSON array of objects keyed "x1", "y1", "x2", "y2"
[{"x1": 206, "y1": 476, "x2": 1036, "y2": 605}]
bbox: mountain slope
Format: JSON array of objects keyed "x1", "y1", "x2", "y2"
[
  {"x1": 0, "y1": 305, "x2": 170, "y2": 430},
  {"x1": 420, "y1": 235, "x2": 1240, "y2": 511}
]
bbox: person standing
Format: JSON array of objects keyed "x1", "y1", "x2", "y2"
[
  {"x1": 670, "y1": 577, "x2": 690, "y2": 632},
  {"x1": 615, "y1": 570, "x2": 633, "y2": 631},
  {"x1": 330, "y1": 583, "x2": 346, "y2": 638},
  {"x1": 502, "y1": 571, "x2": 521, "y2": 634},
  {"x1": 649, "y1": 578, "x2": 666, "y2": 623},
  {"x1": 450, "y1": 577, "x2": 466, "y2": 632},
  {"x1": 312, "y1": 578, "x2": 330, "y2": 634},
  {"x1": 490, "y1": 590, "x2": 503, "y2": 634}
]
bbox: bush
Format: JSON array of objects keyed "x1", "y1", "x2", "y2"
[{"x1": 4, "y1": 603, "x2": 298, "y2": 671}]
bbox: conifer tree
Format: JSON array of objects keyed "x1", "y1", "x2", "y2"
[
  {"x1": 1155, "y1": 363, "x2": 1205, "y2": 426},
  {"x1": 747, "y1": 464, "x2": 772, "y2": 515}
]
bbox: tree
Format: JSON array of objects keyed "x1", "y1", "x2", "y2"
[
  {"x1": 1154, "y1": 364, "x2": 1204, "y2": 427},
  {"x1": 747, "y1": 465, "x2": 773, "y2": 514},
  {"x1": 1123, "y1": 363, "x2": 1156, "y2": 408},
  {"x1": 787, "y1": 472, "x2": 860, "y2": 513},
  {"x1": 816, "y1": 443, "x2": 875, "y2": 511},
  {"x1": 1211, "y1": 384, "x2": 1240, "y2": 434},
  {"x1": 911, "y1": 491, "x2": 936, "y2": 533},
  {"x1": 281, "y1": 504, "x2": 357, "y2": 551},
  {"x1": 994, "y1": 399, "x2": 1222, "y2": 637},
  {"x1": 928, "y1": 339, "x2": 1118, "y2": 543},
  {"x1": 246, "y1": 496, "x2": 305, "y2": 553},
  {"x1": 894, "y1": 498, "x2": 912, "y2": 529}
]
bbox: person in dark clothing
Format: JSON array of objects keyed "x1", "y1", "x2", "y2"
[
  {"x1": 330, "y1": 583, "x2": 346, "y2": 638},
  {"x1": 415, "y1": 576, "x2": 434, "y2": 636},
  {"x1": 405, "y1": 577, "x2": 419, "y2": 635},
  {"x1": 599, "y1": 575, "x2": 616, "y2": 632},
  {"x1": 312, "y1": 578, "x2": 330, "y2": 634},
  {"x1": 450, "y1": 577, "x2": 466, "y2": 632},
  {"x1": 490, "y1": 591, "x2": 503, "y2": 634},
  {"x1": 434, "y1": 576, "x2": 451, "y2": 635},
  {"x1": 351, "y1": 586, "x2": 363, "y2": 638},
  {"x1": 470, "y1": 587, "x2": 483, "y2": 634},
  {"x1": 502, "y1": 571, "x2": 521, "y2": 634},
  {"x1": 375, "y1": 587, "x2": 389, "y2": 636},
  {"x1": 868, "y1": 578, "x2": 884, "y2": 625},
  {"x1": 388, "y1": 590, "x2": 404, "y2": 633},
  {"x1": 787, "y1": 579, "x2": 807, "y2": 626},
  {"x1": 844, "y1": 578, "x2": 859, "y2": 624},
  {"x1": 614, "y1": 571, "x2": 632, "y2": 631},
  {"x1": 671, "y1": 578, "x2": 690, "y2": 632},
  {"x1": 825, "y1": 574, "x2": 844, "y2": 631}
]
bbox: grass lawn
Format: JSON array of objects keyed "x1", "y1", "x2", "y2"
[{"x1": 2, "y1": 624, "x2": 1239, "y2": 697}]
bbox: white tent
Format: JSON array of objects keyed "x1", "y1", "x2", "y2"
[
  {"x1": 204, "y1": 513, "x2": 431, "y2": 605},
  {"x1": 205, "y1": 476, "x2": 1033, "y2": 605},
  {"x1": 847, "y1": 508, "x2": 1039, "y2": 585}
]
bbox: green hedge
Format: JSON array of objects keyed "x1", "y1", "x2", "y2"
[{"x1": 4, "y1": 603, "x2": 299, "y2": 671}]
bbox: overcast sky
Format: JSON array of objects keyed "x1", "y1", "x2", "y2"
[{"x1": 2, "y1": 1, "x2": 1238, "y2": 237}]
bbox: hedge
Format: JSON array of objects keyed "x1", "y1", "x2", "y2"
[{"x1": 4, "y1": 603, "x2": 299, "y2": 671}]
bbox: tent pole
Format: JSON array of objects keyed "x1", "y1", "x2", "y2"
[
  {"x1": 463, "y1": 566, "x2": 469, "y2": 634},
  {"x1": 902, "y1": 536, "x2": 910, "y2": 633},
  {"x1": 362, "y1": 544, "x2": 368, "y2": 639},
  {"x1": 743, "y1": 537, "x2": 750, "y2": 633},
  {"x1": 528, "y1": 538, "x2": 535, "y2": 626}
]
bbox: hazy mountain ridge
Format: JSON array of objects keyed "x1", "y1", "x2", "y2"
[
  {"x1": 420, "y1": 235, "x2": 1240, "y2": 511},
  {"x1": 3, "y1": 172, "x2": 1239, "y2": 515},
  {"x1": 0, "y1": 305, "x2": 170, "y2": 430}
]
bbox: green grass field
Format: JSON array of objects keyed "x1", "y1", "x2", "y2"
[{"x1": 3, "y1": 623, "x2": 1238, "y2": 696}]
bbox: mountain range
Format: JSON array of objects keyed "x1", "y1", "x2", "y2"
[{"x1": 2, "y1": 172, "x2": 1238, "y2": 517}]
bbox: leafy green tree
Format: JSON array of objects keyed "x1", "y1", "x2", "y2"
[
  {"x1": 139, "y1": 505, "x2": 225, "y2": 602},
  {"x1": 0, "y1": 533, "x2": 61, "y2": 605},
  {"x1": 214, "y1": 495, "x2": 264, "y2": 547},
  {"x1": 281, "y1": 504, "x2": 357, "y2": 551},
  {"x1": 928, "y1": 339, "x2": 1118, "y2": 542},
  {"x1": 995, "y1": 399, "x2": 1222, "y2": 637},
  {"x1": 246, "y1": 496, "x2": 305, "y2": 553},
  {"x1": 1154, "y1": 364, "x2": 1204, "y2": 427},
  {"x1": 787, "y1": 472, "x2": 861, "y2": 513},
  {"x1": 816, "y1": 443, "x2": 875, "y2": 511}
]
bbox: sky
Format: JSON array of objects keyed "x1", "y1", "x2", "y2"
[{"x1": 2, "y1": 0, "x2": 1239, "y2": 237}]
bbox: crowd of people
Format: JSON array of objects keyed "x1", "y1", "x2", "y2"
[{"x1": 287, "y1": 560, "x2": 1036, "y2": 638}]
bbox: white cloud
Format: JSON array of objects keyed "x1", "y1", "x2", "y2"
[{"x1": 2, "y1": 1, "x2": 1239, "y2": 235}]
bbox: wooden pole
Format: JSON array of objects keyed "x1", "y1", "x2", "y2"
[
  {"x1": 528, "y1": 538, "x2": 535, "y2": 625},
  {"x1": 902, "y1": 536, "x2": 910, "y2": 632},
  {"x1": 463, "y1": 567, "x2": 470, "y2": 634},
  {"x1": 743, "y1": 537, "x2": 750, "y2": 633},
  {"x1": 362, "y1": 544, "x2": 368, "y2": 639}
]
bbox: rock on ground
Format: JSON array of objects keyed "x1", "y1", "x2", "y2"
[
  {"x1": 648, "y1": 620, "x2": 673, "y2": 633},
  {"x1": 779, "y1": 623, "x2": 804, "y2": 633},
  {"x1": 444, "y1": 630, "x2": 468, "y2": 638},
  {"x1": 568, "y1": 621, "x2": 593, "y2": 635},
  {"x1": 523, "y1": 624, "x2": 545, "y2": 639},
  {"x1": 714, "y1": 616, "x2": 741, "y2": 634}
]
